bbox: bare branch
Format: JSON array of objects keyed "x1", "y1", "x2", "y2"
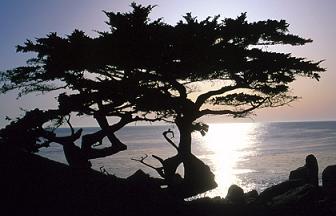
[
  {"x1": 162, "y1": 129, "x2": 178, "y2": 150},
  {"x1": 152, "y1": 154, "x2": 164, "y2": 164},
  {"x1": 65, "y1": 115, "x2": 74, "y2": 135},
  {"x1": 131, "y1": 154, "x2": 165, "y2": 178},
  {"x1": 100, "y1": 166, "x2": 110, "y2": 175}
]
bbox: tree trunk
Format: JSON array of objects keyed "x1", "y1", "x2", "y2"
[
  {"x1": 176, "y1": 118, "x2": 192, "y2": 157},
  {"x1": 176, "y1": 117, "x2": 194, "y2": 183},
  {"x1": 175, "y1": 117, "x2": 217, "y2": 197}
]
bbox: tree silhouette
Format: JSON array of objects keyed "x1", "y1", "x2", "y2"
[{"x1": 0, "y1": 3, "x2": 324, "y2": 197}]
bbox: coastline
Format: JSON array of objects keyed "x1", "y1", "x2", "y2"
[
  {"x1": 2, "y1": 144, "x2": 336, "y2": 216},
  {"x1": 39, "y1": 121, "x2": 336, "y2": 198}
]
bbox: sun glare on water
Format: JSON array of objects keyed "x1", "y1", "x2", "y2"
[{"x1": 202, "y1": 123, "x2": 257, "y2": 197}]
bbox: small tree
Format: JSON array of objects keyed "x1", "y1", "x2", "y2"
[{"x1": 0, "y1": 3, "x2": 324, "y2": 197}]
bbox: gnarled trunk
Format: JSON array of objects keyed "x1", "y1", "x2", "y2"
[
  {"x1": 175, "y1": 117, "x2": 217, "y2": 197},
  {"x1": 176, "y1": 118, "x2": 193, "y2": 157},
  {"x1": 133, "y1": 116, "x2": 217, "y2": 198},
  {"x1": 93, "y1": 113, "x2": 127, "y2": 151}
]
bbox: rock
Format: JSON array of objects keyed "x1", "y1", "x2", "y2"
[
  {"x1": 244, "y1": 189, "x2": 258, "y2": 204},
  {"x1": 180, "y1": 154, "x2": 218, "y2": 198},
  {"x1": 127, "y1": 169, "x2": 162, "y2": 190},
  {"x1": 289, "y1": 154, "x2": 318, "y2": 186},
  {"x1": 322, "y1": 165, "x2": 336, "y2": 199},
  {"x1": 258, "y1": 180, "x2": 304, "y2": 204},
  {"x1": 271, "y1": 184, "x2": 317, "y2": 207},
  {"x1": 225, "y1": 184, "x2": 245, "y2": 204},
  {"x1": 127, "y1": 169, "x2": 150, "y2": 181}
]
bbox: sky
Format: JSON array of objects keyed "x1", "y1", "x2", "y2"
[{"x1": 0, "y1": 0, "x2": 335, "y2": 127}]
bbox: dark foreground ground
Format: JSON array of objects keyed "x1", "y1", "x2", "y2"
[{"x1": 1, "y1": 145, "x2": 335, "y2": 216}]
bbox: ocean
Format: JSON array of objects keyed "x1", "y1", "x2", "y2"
[{"x1": 38, "y1": 121, "x2": 336, "y2": 198}]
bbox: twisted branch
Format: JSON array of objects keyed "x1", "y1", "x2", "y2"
[
  {"x1": 162, "y1": 129, "x2": 178, "y2": 150},
  {"x1": 131, "y1": 154, "x2": 165, "y2": 178}
]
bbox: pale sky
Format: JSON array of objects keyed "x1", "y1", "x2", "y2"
[{"x1": 0, "y1": 0, "x2": 335, "y2": 127}]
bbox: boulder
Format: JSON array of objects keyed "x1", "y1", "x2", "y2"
[
  {"x1": 322, "y1": 165, "x2": 336, "y2": 199},
  {"x1": 180, "y1": 154, "x2": 218, "y2": 198},
  {"x1": 127, "y1": 169, "x2": 150, "y2": 182},
  {"x1": 244, "y1": 189, "x2": 258, "y2": 204},
  {"x1": 127, "y1": 169, "x2": 162, "y2": 190},
  {"x1": 225, "y1": 184, "x2": 245, "y2": 204},
  {"x1": 289, "y1": 154, "x2": 318, "y2": 186},
  {"x1": 258, "y1": 180, "x2": 304, "y2": 204},
  {"x1": 271, "y1": 184, "x2": 317, "y2": 207}
]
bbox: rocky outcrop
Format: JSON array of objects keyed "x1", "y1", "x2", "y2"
[
  {"x1": 244, "y1": 190, "x2": 258, "y2": 204},
  {"x1": 256, "y1": 154, "x2": 319, "y2": 205},
  {"x1": 322, "y1": 165, "x2": 336, "y2": 200},
  {"x1": 126, "y1": 169, "x2": 163, "y2": 191},
  {"x1": 0, "y1": 145, "x2": 182, "y2": 216},
  {"x1": 2, "y1": 146, "x2": 335, "y2": 216},
  {"x1": 289, "y1": 154, "x2": 318, "y2": 186},
  {"x1": 257, "y1": 180, "x2": 304, "y2": 204},
  {"x1": 225, "y1": 184, "x2": 245, "y2": 204},
  {"x1": 271, "y1": 184, "x2": 317, "y2": 207}
]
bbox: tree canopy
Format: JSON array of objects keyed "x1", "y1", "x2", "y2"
[{"x1": 0, "y1": 3, "x2": 325, "y2": 197}]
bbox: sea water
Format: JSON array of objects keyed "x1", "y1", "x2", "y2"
[{"x1": 38, "y1": 121, "x2": 336, "y2": 198}]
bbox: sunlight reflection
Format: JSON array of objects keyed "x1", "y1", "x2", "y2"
[{"x1": 204, "y1": 123, "x2": 257, "y2": 197}]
